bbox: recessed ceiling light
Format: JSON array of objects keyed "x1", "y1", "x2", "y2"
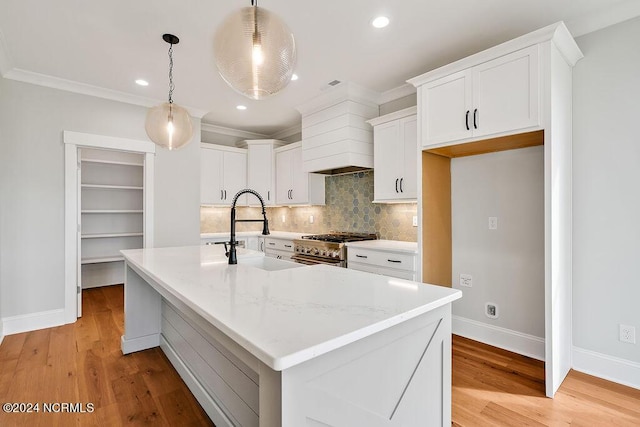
[
  {"x1": 236, "y1": 105, "x2": 247, "y2": 110},
  {"x1": 371, "y1": 16, "x2": 389, "y2": 29},
  {"x1": 135, "y1": 79, "x2": 149, "y2": 86},
  {"x1": 291, "y1": 74, "x2": 299, "y2": 81}
]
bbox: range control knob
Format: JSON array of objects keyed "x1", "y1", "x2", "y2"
[{"x1": 313, "y1": 248, "x2": 320, "y2": 255}]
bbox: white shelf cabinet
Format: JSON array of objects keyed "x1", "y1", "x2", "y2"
[
  {"x1": 421, "y1": 45, "x2": 539, "y2": 148},
  {"x1": 275, "y1": 142, "x2": 325, "y2": 205},
  {"x1": 200, "y1": 144, "x2": 248, "y2": 206},
  {"x1": 368, "y1": 107, "x2": 418, "y2": 202},
  {"x1": 239, "y1": 139, "x2": 285, "y2": 206},
  {"x1": 80, "y1": 148, "x2": 145, "y2": 288}
]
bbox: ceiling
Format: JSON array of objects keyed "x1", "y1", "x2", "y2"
[{"x1": 1, "y1": 0, "x2": 639, "y2": 137}]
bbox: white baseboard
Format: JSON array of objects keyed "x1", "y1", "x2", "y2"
[
  {"x1": 120, "y1": 333, "x2": 160, "y2": 355},
  {"x1": 2, "y1": 308, "x2": 66, "y2": 335},
  {"x1": 0, "y1": 321, "x2": 4, "y2": 346},
  {"x1": 452, "y1": 315, "x2": 545, "y2": 361},
  {"x1": 573, "y1": 346, "x2": 640, "y2": 391}
]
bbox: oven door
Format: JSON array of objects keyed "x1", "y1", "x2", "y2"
[{"x1": 291, "y1": 254, "x2": 345, "y2": 267}]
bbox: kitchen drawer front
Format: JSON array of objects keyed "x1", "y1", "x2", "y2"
[
  {"x1": 264, "y1": 248, "x2": 293, "y2": 260},
  {"x1": 264, "y1": 237, "x2": 294, "y2": 253},
  {"x1": 347, "y1": 248, "x2": 416, "y2": 272},
  {"x1": 348, "y1": 262, "x2": 417, "y2": 281}
]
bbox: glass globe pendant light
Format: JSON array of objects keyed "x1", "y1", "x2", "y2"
[
  {"x1": 214, "y1": 0, "x2": 296, "y2": 100},
  {"x1": 145, "y1": 34, "x2": 193, "y2": 150}
]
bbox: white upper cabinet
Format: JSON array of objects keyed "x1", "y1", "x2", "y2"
[
  {"x1": 275, "y1": 142, "x2": 325, "y2": 205},
  {"x1": 420, "y1": 45, "x2": 540, "y2": 148},
  {"x1": 368, "y1": 107, "x2": 418, "y2": 202},
  {"x1": 200, "y1": 144, "x2": 247, "y2": 206},
  {"x1": 242, "y1": 139, "x2": 285, "y2": 206}
]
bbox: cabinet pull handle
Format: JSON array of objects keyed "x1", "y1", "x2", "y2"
[
  {"x1": 269, "y1": 242, "x2": 276, "y2": 246},
  {"x1": 387, "y1": 259, "x2": 402, "y2": 263},
  {"x1": 260, "y1": 242, "x2": 264, "y2": 251},
  {"x1": 356, "y1": 254, "x2": 368, "y2": 259},
  {"x1": 465, "y1": 110, "x2": 470, "y2": 131},
  {"x1": 400, "y1": 178, "x2": 404, "y2": 193},
  {"x1": 289, "y1": 189, "x2": 293, "y2": 199},
  {"x1": 284, "y1": 244, "x2": 292, "y2": 248},
  {"x1": 267, "y1": 190, "x2": 270, "y2": 201},
  {"x1": 220, "y1": 190, "x2": 223, "y2": 200},
  {"x1": 473, "y1": 108, "x2": 478, "y2": 129},
  {"x1": 395, "y1": 178, "x2": 399, "y2": 193}
]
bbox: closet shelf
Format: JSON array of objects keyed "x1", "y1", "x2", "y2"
[
  {"x1": 81, "y1": 256, "x2": 124, "y2": 265},
  {"x1": 81, "y1": 184, "x2": 143, "y2": 190},
  {"x1": 81, "y1": 159, "x2": 143, "y2": 167},
  {"x1": 81, "y1": 210, "x2": 143, "y2": 214},
  {"x1": 81, "y1": 232, "x2": 143, "y2": 239}
]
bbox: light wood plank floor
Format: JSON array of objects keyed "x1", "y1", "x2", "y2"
[
  {"x1": 452, "y1": 335, "x2": 640, "y2": 426},
  {"x1": 0, "y1": 285, "x2": 213, "y2": 426},
  {"x1": 1, "y1": 285, "x2": 639, "y2": 426}
]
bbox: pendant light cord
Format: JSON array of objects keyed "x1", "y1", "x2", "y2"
[{"x1": 168, "y1": 43, "x2": 175, "y2": 104}]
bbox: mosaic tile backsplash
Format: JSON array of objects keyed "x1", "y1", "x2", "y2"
[{"x1": 201, "y1": 171, "x2": 418, "y2": 242}]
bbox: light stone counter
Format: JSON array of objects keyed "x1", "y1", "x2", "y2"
[{"x1": 121, "y1": 244, "x2": 461, "y2": 426}]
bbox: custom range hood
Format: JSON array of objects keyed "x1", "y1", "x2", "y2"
[{"x1": 296, "y1": 82, "x2": 380, "y2": 175}]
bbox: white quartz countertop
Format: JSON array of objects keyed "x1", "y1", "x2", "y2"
[
  {"x1": 121, "y1": 245, "x2": 460, "y2": 371},
  {"x1": 345, "y1": 239, "x2": 418, "y2": 254},
  {"x1": 201, "y1": 231, "x2": 306, "y2": 240}
]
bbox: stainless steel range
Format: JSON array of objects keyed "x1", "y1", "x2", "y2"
[{"x1": 292, "y1": 232, "x2": 378, "y2": 267}]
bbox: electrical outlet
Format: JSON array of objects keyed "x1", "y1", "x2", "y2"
[
  {"x1": 485, "y1": 302, "x2": 499, "y2": 319},
  {"x1": 620, "y1": 324, "x2": 636, "y2": 344},
  {"x1": 489, "y1": 217, "x2": 498, "y2": 230},
  {"x1": 412, "y1": 216, "x2": 418, "y2": 227},
  {"x1": 459, "y1": 274, "x2": 472, "y2": 287},
  {"x1": 309, "y1": 215, "x2": 314, "y2": 224},
  {"x1": 281, "y1": 215, "x2": 286, "y2": 223}
]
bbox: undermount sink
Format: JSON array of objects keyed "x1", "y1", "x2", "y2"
[{"x1": 241, "y1": 256, "x2": 303, "y2": 271}]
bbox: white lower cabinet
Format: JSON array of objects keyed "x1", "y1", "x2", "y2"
[
  {"x1": 264, "y1": 237, "x2": 294, "y2": 260},
  {"x1": 347, "y1": 245, "x2": 418, "y2": 281}
]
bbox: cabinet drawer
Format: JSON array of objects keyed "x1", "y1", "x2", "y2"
[
  {"x1": 347, "y1": 248, "x2": 416, "y2": 272},
  {"x1": 264, "y1": 238, "x2": 294, "y2": 253},
  {"x1": 348, "y1": 262, "x2": 417, "y2": 281}
]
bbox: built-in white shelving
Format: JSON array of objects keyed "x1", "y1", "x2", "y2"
[{"x1": 80, "y1": 148, "x2": 145, "y2": 288}]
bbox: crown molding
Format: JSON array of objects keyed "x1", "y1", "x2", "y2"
[
  {"x1": 378, "y1": 84, "x2": 416, "y2": 105},
  {"x1": 2, "y1": 68, "x2": 208, "y2": 118},
  {"x1": 270, "y1": 123, "x2": 301, "y2": 140},
  {"x1": 295, "y1": 82, "x2": 381, "y2": 116},
  {"x1": 566, "y1": 0, "x2": 640, "y2": 37},
  {"x1": 0, "y1": 27, "x2": 13, "y2": 76},
  {"x1": 200, "y1": 122, "x2": 269, "y2": 139}
]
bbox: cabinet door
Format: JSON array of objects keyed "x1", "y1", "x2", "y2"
[
  {"x1": 422, "y1": 69, "x2": 472, "y2": 147},
  {"x1": 275, "y1": 149, "x2": 292, "y2": 205},
  {"x1": 247, "y1": 144, "x2": 275, "y2": 205},
  {"x1": 373, "y1": 121, "x2": 402, "y2": 201},
  {"x1": 201, "y1": 148, "x2": 223, "y2": 204},
  {"x1": 223, "y1": 151, "x2": 247, "y2": 205},
  {"x1": 290, "y1": 146, "x2": 309, "y2": 204},
  {"x1": 399, "y1": 115, "x2": 418, "y2": 199},
  {"x1": 472, "y1": 45, "x2": 539, "y2": 138}
]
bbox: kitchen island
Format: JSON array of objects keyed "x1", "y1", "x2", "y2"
[{"x1": 121, "y1": 245, "x2": 461, "y2": 427}]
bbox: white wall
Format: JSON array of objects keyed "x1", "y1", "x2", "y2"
[
  {"x1": 572, "y1": 17, "x2": 640, "y2": 386},
  {"x1": 451, "y1": 146, "x2": 545, "y2": 358},
  {"x1": 0, "y1": 77, "x2": 200, "y2": 327}
]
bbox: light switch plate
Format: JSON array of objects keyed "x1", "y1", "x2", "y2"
[
  {"x1": 460, "y1": 274, "x2": 472, "y2": 287},
  {"x1": 412, "y1": 216, "x2": 418, "y2": 227}
]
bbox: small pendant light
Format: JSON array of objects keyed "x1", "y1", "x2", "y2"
[
  {"x1": 214, "y1": 0, "x2": 296, "y2": 100},
  {"x1": 145, "y1": 34, "x2": 193, "y2": 150}
]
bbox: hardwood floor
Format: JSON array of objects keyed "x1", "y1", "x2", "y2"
[
  {"x1": 1, "y1": 286, "x2": 639, "y2": 426},
  {"x1": 452, "y1": 335, "x2": 640, "y2": 426},
  {"x1": 0, "y1": 285, "x2": 213, "y2": 426}
]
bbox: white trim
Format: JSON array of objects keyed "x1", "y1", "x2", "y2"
[
  {"x1": 201, "y1": 122, "x2": 269, "y2": 139},
  {"x1": 64, "y1": 131, "x2": 155, "y2": 323},
  {"x1": 295, "y1": 82, "x2": 380, "y2": 116},
  {"x1": 2, "y1": 68, "x2": 208, "y2": 118},
  {"x1": 160, "y1": 335, "x2": 235, "y2": 427},
  {"x1": 63, "y1": 130, "x2": 156, "y2": 153},
  {"x1": 2, "y1": 309, "x2": 66, "y2": 335},
  {"x1": 573, "y1": 347, "x2": 640, "y2": 391},
  {"x1": 367, "y1": 106, "x2": 417, "y2": 126},
  {"x1": 121, "y1": 333, "x2": 160, "y2": 354},
  {"x1": 566, "y1": 0, "x2": 640, "y2": 38},
  {"x1": 0, "y1": 26, "x2": 12, "y2": 76},
  {"x1": 0, "y1": 320, "x2": 4, "y2": 346},
  {"x1": 378, "y1": 83, "x2": 417, "y2": 105},
  {"x1": 270, "y1": 124, "x2": 302, "y2": 140},
  {"x1": 453, "y1": 315, "x2": 545, "y2": 361}
]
